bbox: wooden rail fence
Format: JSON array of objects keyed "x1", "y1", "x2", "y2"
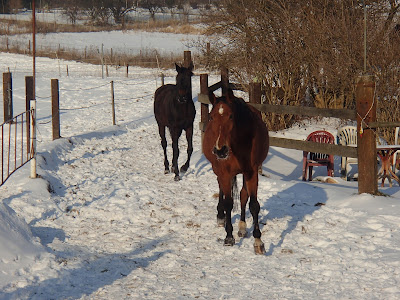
[{"x1": 198, "y1": 69, "x2": 399, "y2": 195}]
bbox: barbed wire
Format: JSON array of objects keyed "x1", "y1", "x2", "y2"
[
  {"x1": 60, "y1": 82, "x2": 109, "y2": 92},
  {"x1": 115, "y1": 78, "x2": 155, "y2": 86}
]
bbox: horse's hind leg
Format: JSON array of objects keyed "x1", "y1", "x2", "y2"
[
  {"x1": 158, "y1": 125, "x2": 169, "y2": 174},
  {"x1": 180, "y1": 126, "x2": 193, "y2": 173},
  {"x1": 238, "y1": 177, "x2": 248, "y2": 238},
  {"x1": 247, "y1": 173, "x2": 265, "y2": 254},
  {"x1": 171, "y1": 128, "x2": 182, "y2": 181}
]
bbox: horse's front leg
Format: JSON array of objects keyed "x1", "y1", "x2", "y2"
[
  {"x1": 158, "y1": 124, "x2": 169, "y2": 174},
  {"x1": 219, "y1": 179, "x2": 234, "y2": 246},
  {"x1": 217, "y1": 190, "x2": 225, "y2": 227},
  {"x1": 171, "y1": 128, "x2": 182, "y2": 181},
  {"x1": 180, "y1": 126, "x2": 193, "y2": 173}
]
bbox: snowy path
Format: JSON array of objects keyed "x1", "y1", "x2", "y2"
[
  {"x1": 4, "y1": 116, "x2": 400, "y2": 299},
  {"x1": 1, "y1": 54, "x2": 400, "y2": 299}
]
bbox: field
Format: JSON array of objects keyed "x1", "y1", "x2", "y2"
[{"x1": 0, "y1": 16, "x2": 400, "y2": 300}]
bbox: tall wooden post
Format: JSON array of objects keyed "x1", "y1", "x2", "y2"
[
  {"x1": 25, "y1": 76, "x2": 33, "y2": 158},
  {"x1": 183, "y1": 51, "x2": 192, "y2": 99},
  {"x1": 356, "y1": 75, "x2": 377, "y2": 194},
  {"x1": 3, "y1": 72, "x2": 13, "y2": 123},
  {"x1": 51, "y1": 79, "x2": 60, "y2": 140},
  {"x1": 221, "y1": 67, "x2": 229, "y2": 95},
  {"x1": 200, "y1": 74, "x2": 209, "y2": 146},
  {"x1": 249, "y1": 82, "x2": 262, "y2": 104}
]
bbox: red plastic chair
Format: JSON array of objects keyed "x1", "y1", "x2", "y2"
[{"x1": 302, "y1": 130, "x2": 335, "y2": 181}]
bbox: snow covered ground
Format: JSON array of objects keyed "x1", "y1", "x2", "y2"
[
  {"x1": 3, "y1": 30, "x2": 200, "y2": 57},
  {"x1": 1, "y1": 52, "x2": 400, "y2": 299}
]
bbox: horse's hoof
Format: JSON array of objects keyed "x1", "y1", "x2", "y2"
[
  {"x1": 224, "y1": 237, "x2": 235, "y2": 246},
  {"x1": 217, "y1": 218, "x2": 225, "y2": 227},
  {"x1": 180, "y1": 165, "x2": 189, "y2": 173},
  {"x1": 164, "y1": 169, "x2": 170, "y2": 174},
  {"x1": 254, "y1": 239, "x2": 265, "y2": 255},
  {"x1": 238, "y1": 229, "x2": 248, "y2": 238},
  {"x1": 174, "y1": 175, "x2": 181, "y2": 181},
  {"x1": 238, "y1": 221, "x2": 247, "y2": 237}
]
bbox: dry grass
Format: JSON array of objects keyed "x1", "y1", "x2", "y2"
[{"x1": 0, "y1": 17, "x2": 204, "y2": 35}]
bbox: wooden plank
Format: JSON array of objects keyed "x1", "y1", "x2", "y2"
[
  {"x1": 270, "y1": 137, "x2": 358, "y2": 158},
  {"x1": 363, "y1": 121, "x2": 400, "y2": 129},
  {"x1": 249, "y1": 103, "x2": 357, "y2": 120},
  {"x1": 208, "y1": 81, "x2": 222, "y2": 93}
]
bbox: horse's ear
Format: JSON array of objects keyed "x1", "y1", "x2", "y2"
[
  {"x1": 208, "y1": 91, "x2": 217, "y2": 105},
  {"x1": 175, "y1": 63, "x2": 181, "y2": 72}
]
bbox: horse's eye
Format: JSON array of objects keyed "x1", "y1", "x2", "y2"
[{"x1": 229, "y1": 114, "x2": 233, "y2": 120}]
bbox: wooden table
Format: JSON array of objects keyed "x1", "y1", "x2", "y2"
[{"x1": 377, "y1": 145, "x2": 400, "y2": 187}]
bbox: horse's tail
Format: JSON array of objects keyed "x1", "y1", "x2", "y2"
[{"x1": 231, "y1": 175, "x2": 239, "y2": 212}]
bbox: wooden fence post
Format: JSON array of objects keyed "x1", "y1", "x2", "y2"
[
  {"x1": 221, "y1": 67, "x2": 229, "y2": 95},
  {"x1": 101, "y1": 43, "x2": 104, "y2": 79},
  {"x1": 356, "y1": 75, "x2": 377, "y2": 194},
  {"x1": 200, "y1": 74, "x2": 209, "y2": 148},
  {"x1": 249, "y1": 82, "x2": 262, "y2": 120},
  {"x1": 161, "y1": 73, "x2": 165, "y2": 86},
  {"x1": 249, "y1": 82, "x2": 262, "y2": 104},
  {"x1": 25, "y1": 76, "x2": 33, "y2": 158},
  {"x1": 183, "y1": 51, "x2": 192, "y2": 99},
  {"x1": 3, "y1": 72, "x2": 13, "y2": 123},
  {"x1": 51, "y1": 79, "x2": 61, "y2": 140}
]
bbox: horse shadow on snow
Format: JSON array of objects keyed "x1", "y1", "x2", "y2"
[
  {"x1": 259, "y1": 178, "x2": 328, "y2": 256},
  {"x1": 0, "y1": 238, "x2": 171, "y2": 299}
]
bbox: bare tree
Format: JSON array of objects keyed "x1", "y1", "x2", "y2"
[
  {"x1": 62, "y1": 0, "x2": 81, "y2": 24},
  {"x1": 202, "y1": 0, "x2": 400, "y2": 134},
  {"x1": 139, "y1": 0, "x2": 165, "y2": 21}
]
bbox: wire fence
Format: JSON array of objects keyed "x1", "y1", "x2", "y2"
[
  {"x1": 1, "y1": 108, "x2": 34, "y2": 186},
  {"x1": 30, "y1": 75, "x2": 174, "y2": 143}
]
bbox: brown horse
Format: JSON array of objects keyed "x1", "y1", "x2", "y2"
[
  {"x1": 203, "y1": 90, "x2": 269, "y2": 254},
  {"x1": 154, "y1": 63, "x2": 195, "y2": 181}
]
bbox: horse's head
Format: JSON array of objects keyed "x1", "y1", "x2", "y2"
[
  {"x1": 206, "y1": 90, "x2": 236, "y2": 160},
  {"x1": 175, "y1": 63, "x2": 193, "y2": 103}
]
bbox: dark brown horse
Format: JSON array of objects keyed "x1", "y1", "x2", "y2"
[
  {"x1": 154, "y1": 63, "x2": 195, "y2": 181},
  {"x1": 203, "y1": 90, "x2": 269, "y2": 254}
]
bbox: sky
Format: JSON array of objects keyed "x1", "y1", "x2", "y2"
[{"x1": 0, "y1": 19, "x2": 400, "y2": 300}]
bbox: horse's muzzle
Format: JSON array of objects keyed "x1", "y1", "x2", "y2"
[
  {"x1": 213, "y1": 145, "x2": 229, "y2": 160},
  {"x1": 177, "y1": 96, "x2": 187, "y2": 103}
]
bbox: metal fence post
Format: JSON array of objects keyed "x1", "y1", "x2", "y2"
[
  {"x1": 25, "y1": 76, "x2": 33, "y2": 159},
  {"x1": 111, "y1": 81, "x2": 116, "y2": 125},
  {"x1": 30, "y1": 100, "x2": 37, "y2": 179}
]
